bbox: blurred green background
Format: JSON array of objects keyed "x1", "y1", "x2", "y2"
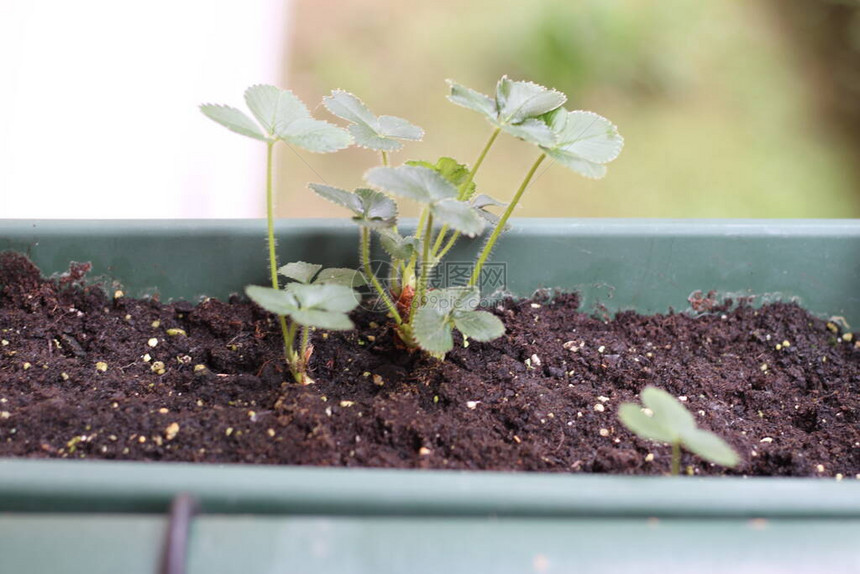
[{"x1": 276, "y1": 0, "x2": 860, "y2": 218}]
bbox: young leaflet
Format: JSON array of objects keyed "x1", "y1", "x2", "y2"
[{"x1": 618, "y1": 386, "x2": 740, "y2": 475}]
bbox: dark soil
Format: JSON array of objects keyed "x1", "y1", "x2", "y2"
[{"x1": 1, "y1": 252, "x2": 858, "y2": 477}]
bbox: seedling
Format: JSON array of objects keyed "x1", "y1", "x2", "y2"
[
  {"x1": 201, "y1": 86, "x2": 354, "y2": 383},
  {"x1": 618, "y1": 386, "x2": 740, "y2": 475},
  {"x1": 246, "y1": 262, "x2": 361, "y2": 383}
]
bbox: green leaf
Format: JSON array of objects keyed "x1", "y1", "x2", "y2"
[
  {"x1": 433, "y1": 157, "x2": 471, "y2": 186},
  {"x1": 617, "y1": 403, "x2": 678, "y2": 444},
  {"x1": 246, "y1": 283, "x2": 357, "y2": 330},
  {"x1": 322, "y1": 90, "x2": 378, "y2": 126},
  {"x1": 431, "y1": 199, "x2": 485, "y2": 237},
  {"x1": 323, "y1": 90, "x2": 423, "y2": 151},
  {"x1": 200, "y1": 104, "x2": 267, "y2": 141},
  {"x1": 446, "y1": 80, "x2": 497, "y2": 119},
  {"x1": 377, "y1": 115, "x2": 423, "y2": 141},
  {"x1": 366, "y1": 166, "x2": 483, "y2": 235},
  {"x1": 446, "y1": 77, "x2": 568, "y2": 150},
  {"x1": 314, "y1": 267, "x2": 367, "y2": 288},
  {"x1": 424, "y1": 286, "x2": 475, "y2": 314},
  {"x1": 447, "y1": 76, "x2": 565, "y2": 128},
  {"x1": 404, "y1": 159, "x2": 436, "y2": 171},
  {"x1": 287, "y1": 283, "x2": 359, "y2": 314},
  {"x1": 348, "y1": 123, "x2": 404, "y2": 152},
  {"x1": 355, "y1": 188, "x2": 397, "y2": 226},
  {"x1": 407, "y1": 157, "x2": 476, "y2": 198},
  {"x1": 471, "y1": 194, "x2": 508, "y2": 227},
  {"x1": 376, "y1": 228, "x2": 419, "y2": 260},
  {"x1": 308, "y1": 183, "x2": 364, "y2": 213},
  {"x1": 412, "y1": 305, "x2": 454, "y2": 354},
  {"x1": 309, "y1": 184, "x2": 396, "y2": 227},
  {"x1": 641, "y1": 387, "x2": 696, "y2": 434},
  {"x1": 495, "y1": 76, "x2": 567, "y2": 125},
  {"x1": 502, "y1": 118, "x2": 556, "y2": 147},
  {"x1": 548, "y1": 110, "x2": 624, "y2": 163},
  {"x1": 289, "y1": 308, "x2": 355, "y2": 331},
  {"x1": 415, "y1": 287, "x2": 504, "y2": 350},
  {"x1": 620, "y1": 386, "x2": 739, "y2": 469},
  {"x1": 244, "y1": 85, "x2": 310, "y2": 135},
  {"x1": 365, "y1": 165, "x2": 458, "y2": 204},
  {"x1": 680, "y1": 428, "x2": 740, "y2": 468},
  {"x1": 245, "y1": 285, "x2": 299, "y2": 316},
  {"x1": 275, "y1": 117, "x2": 352, "y2": 153},
  {"x1": 544, "y1": 151, "x2": 608, "y2": 179},
  {"x1": 278, "y1": 261, "x2": 322, "y2": 284},
  {"x1": 452, "y1": 310, "x2": 505, "y2": 342},
  {"x1": 540, "y1": 110, "x2": 624, "y2": 179},
  {"x1": 472, "y1": 194, "x2": 504, "y2": 209}
]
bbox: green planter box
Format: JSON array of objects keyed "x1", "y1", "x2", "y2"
[{"x1": 1, "y1": 219, "x2": 859, "y2": 574}]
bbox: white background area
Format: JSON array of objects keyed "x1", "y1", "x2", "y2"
[{"x1": 0, "y1": 1, "x2": 290, "y2": 218}]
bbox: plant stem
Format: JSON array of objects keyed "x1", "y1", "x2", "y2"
[
  {"x1": 460, "y1": 127, "x2": 501, "y2": 200},
  {"x1": 405, "y1": 206, "x2": 430, "y2": 293},
  {"x1": 430, "y1": 127, "x2": 502, "y2": 259},
  {"x1": 469, "y1": 153, "x2": 546, "y2": 288},
  {"x1": 361, "y1": 226, "x2": 401, "y2": 324},
  {"x1": 299, "y1": 325, "x2": 310, "y2": 373},
  {"x1": 414, "y1": 206, "x2": 430, "y2": 242},
  {"x1": 431, "y1": 224, "x2": 450, "y2": 256},
  {"x1": 671, "y1": 442, "x2": 681, "y2": 476},
  {"x1": 285, "y1": 321, "x2": 301, "y2": 382},
  {"x1": 435, "y1": 230, "x2": 460, "y2": 261},
  {"x1": 381, "y1": 151, "x2": 389, "y2": 167},
  {"x1": 265, "y1": 142, "x2": 279, "y2": 290},
  {"x1": 265, "y1": 141, "x2": 299, "y2": 379},
  {"x1": 410, "y1": 212, "x2": 434, "y2": 324}
]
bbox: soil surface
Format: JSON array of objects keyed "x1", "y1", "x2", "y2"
[{"x1": 1, "y1": 252, "x2": 858, "y2": 477}]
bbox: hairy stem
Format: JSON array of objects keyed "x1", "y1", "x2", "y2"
[
  {"x1": 460, "y1": 127, "x2": 501, "y2": 200},
  {"x1": 431, "y1": 224, "x2": 450, "y2": 256},
  {"x1": 430, "y1": 127, "x2": 502, "y2": 259},
  {"x1": 298, "y1": 325, "x2": 310, "y2": 376},
  {"x1": 285, "y1": 321, "x2": 301, "y2": 382},
  {"x1": 362, "y1": 226, "x2": 401, "y2": 324},
  {"x1": 435, "y1": 230, "x2": 461, "y2": 261},
  {"x1": 410, "y1": 212, "x2": 434, "y2": 324},
  {"x1": 404, "y1": 206, "x2": 431, "y2": 293},
  {"x1": 381, "y1": 151, "x2": 389, "y2": 167},
  {"x1": 265, "y1": 142, "x2": 279, "y2": 290},
  {"x1": 414, "y1": 206, "x2": 430, "y2": 242},
  {"x1": 469, "y1": 153, "x2": 546, "y2": 288},
  {"x1": 265, "y1": 142, "x2": 297, "y2": 373}
]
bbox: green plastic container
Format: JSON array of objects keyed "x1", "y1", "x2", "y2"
[{"x1": 1, "y1": 219, "x2": 859, "y2": 574}]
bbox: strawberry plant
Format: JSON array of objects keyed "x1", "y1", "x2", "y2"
[{"x1": 203, "y1": 76, "x2": 624, "y2": 372}]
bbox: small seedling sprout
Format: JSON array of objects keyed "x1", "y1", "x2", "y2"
[{"x1": 618, "y1": 386, "x2": 740, "y2": 475}]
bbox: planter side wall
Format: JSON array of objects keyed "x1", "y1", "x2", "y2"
[
  {"x1": 2, "y1": 219, "x2": 859, "y2": 325},
  {"x1": 1, "y1": 219, "x2": 860, "y2": 572}
]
